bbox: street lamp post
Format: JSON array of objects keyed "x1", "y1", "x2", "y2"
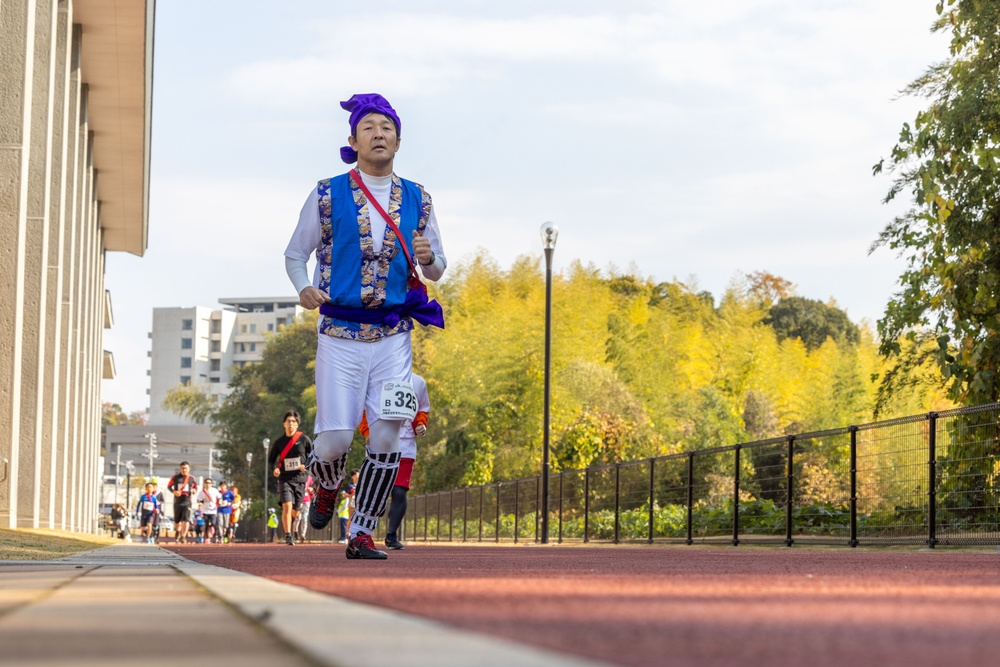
[
  {"x1": 245, "y1": 451, "x2": 253, "y2": 493},
  {"x1": 114, "y1": 445, "x2": 121, "y2": 504},
  {"x1": 262, "y1": 437, "x2": 270, "y2": 542},
  {"x1": 125, "y1": 461, "x2": 135, "y2": 525},
  {"x1": 539, "y1": 221, "x2": 558, "y2": 544}
]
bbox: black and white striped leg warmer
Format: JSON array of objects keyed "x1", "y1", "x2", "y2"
[
  {"x1": 350, "y1": 449, "x2": 401, "y2": 535},
  {"x1": 308, "y1": 451, "x2": 348, "y2": 492}
]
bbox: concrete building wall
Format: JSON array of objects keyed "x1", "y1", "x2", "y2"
[{"x1": 0, "y1": 0, "x2": 154, "y2": 531}]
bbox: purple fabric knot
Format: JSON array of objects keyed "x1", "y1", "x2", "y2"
[
  {"x1": 340, "y1": 146, "x2": 359, "y2": 164},
  {"x1": 339, "y1": 93, "x2": 401, "y2": 165},
  {"x1": 319, "y1": 288, "x2": 445, "y2": 330}
]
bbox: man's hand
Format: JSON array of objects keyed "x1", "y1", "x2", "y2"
[
  {"x1": 299, "y1": 286, "x2": 330, "y2": 310},
  {"x1": 414, "y1": 424, "x2": 427, "y2": 437},
  {"x1": 412, "y1": 230, "x2": 433, "y2": 265},
  {"x1": 173, "y1": 490, "x2": 181, "y2": 497},
  {"x1": 273, "y1": 467, "x2": 281, "y2": 478}
]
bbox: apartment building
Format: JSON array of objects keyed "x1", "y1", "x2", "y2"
[{"x1": 148, "y1": 297, "x2": 302, "y2": 424}]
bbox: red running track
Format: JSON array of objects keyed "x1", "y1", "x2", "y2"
[{"x1": 165, "y1": 543, "x2": 1000, "y2": 667}]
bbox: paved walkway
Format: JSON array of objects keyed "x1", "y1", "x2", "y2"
[{"x1": 0, "y1": 544, "x2": 609, "y2": 667}]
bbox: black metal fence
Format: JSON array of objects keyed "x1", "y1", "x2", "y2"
[{"x1": 394, "y1": 403, "x2": 1000, "y2": 547}]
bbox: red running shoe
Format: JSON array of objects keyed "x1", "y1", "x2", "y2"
[
  {"x1": 346, "y1": 533, "x2": 387, "y2": 560},
  {"x1": 308, "y1": 485, "x2": 338, "y2": 530}
]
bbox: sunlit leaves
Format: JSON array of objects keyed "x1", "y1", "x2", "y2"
[{"x1": 874, "y1": 0, "x2": 1000, "y2": 405}]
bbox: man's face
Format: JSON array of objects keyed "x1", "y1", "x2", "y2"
[
  {"x1": 284, "y1": 416, "x2": 299, "y2": 434},
  {"x1": 348, "y1": 113, "x2": 400, "y2": 169},
  {"x1": 219, "y1": 483, "x2": 227, "y2": 492},
  {"x1": 180, "y1": 464, "x2": 190, "y2": 475}
]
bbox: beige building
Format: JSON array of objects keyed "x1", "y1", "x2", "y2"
[
  {"x1": 149, "y1": 298, "x2": 303, "y2": 424},
  {"x1": 0, "y1": 1, "x2": 154, "y2": 530}
]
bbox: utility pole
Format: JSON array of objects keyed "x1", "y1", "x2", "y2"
[
  {"x1": 208, "y1": 448, "x2": 222, "y2": 481},
  {"x1": 142, "y1": 433, "x2": 159, "y2": 478}
]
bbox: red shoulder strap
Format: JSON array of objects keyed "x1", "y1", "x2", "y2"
[
  {"x1": 348, "y1": 170, "x2": 423, "y2": 287},
  {"x1": 277, "y1": 432, "x2": 303, "y2": 466}
]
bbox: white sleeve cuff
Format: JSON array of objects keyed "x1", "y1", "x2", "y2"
[
  {"x1": 285, "y1": 256, "x2": 313, "y2": 295},
  {"x1": 419, "y1": 253, "x2": 445, "y2": 282}
]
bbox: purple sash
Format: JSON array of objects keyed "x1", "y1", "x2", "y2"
[{"x1": 320, "y1": 288, "x2": 445, "y2": 329}]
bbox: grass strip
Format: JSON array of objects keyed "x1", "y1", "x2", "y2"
[{"x1": 0, "y1": 528, "x2": 117, "y2": 561}]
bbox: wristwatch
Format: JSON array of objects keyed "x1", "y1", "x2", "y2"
[{"x1": 419, "y1": 251, "x2": 436, "y2": 266}]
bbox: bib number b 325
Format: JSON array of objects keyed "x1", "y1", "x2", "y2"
[{"x1": 380, "y1": 381, "x2": 417, "y2": 420}]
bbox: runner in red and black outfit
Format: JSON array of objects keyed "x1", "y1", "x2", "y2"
[
  {"x1": 268, "y1": 411, "x2": 313, "y2": 545},
  {"x1": 167, "y1": 461, "x2": 197, "y2": 544}
]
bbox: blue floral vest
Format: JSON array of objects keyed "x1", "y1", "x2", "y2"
[{"x1": 316, "y1": 172, "x2": 431, "y2": 341}]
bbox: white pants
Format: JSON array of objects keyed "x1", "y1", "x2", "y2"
[
  {"x1": 399, "y1": 436, "x2": 417, "y2": 460},
  {"x1": 314, "y1": 332, "x2": 412, "y2": 432}
]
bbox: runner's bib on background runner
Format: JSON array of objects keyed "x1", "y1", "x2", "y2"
[{"x1": 381, "y1": 381, "x2": 417, "y2": 420}]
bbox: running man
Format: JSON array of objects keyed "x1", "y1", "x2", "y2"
[
  {"x1": 218, "y1": 481, "x2": 234, "y2": 543},
  {"x1": 195, "y1": 478, "x2": 221, "y2": 543},
  {"x1": 167, "y1": 462, "x2": 197, "y2": 543},
  {"x1": 358, "y1": 373, "x2": 429, "y2": 549},
  {"x1": 385, "y1": 373, "x2": 429, "y2": 549},
  {"x1": 268, "y1": 410, "x2": 312, "y2": 546},
  {"x1": 284, "y1": 93, "x2": 446, "y2": 559}
]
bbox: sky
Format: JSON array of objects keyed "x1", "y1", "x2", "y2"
[{"x1": 101, "y1": 0, "x2": 950, "y2": 415}]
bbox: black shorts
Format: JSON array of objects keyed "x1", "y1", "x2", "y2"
[
  {"x1": 174, "y1": 499, "x2": 192, "y2": 523},
  {"x1": 140, "y1": 511, "x2": 156, "y2": 527},
  {"x1": 278, "y1": 478, "x2": 306, "y2": 510}
]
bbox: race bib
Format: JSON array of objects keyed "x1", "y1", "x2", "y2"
[
  {"x1": 380, "y1": 381, "x2": 417, "y2": 420},
  {"x1": 283, "y1": 457, "x2": 301, "y2": 471},
  {"x1": 142, "y1": 501, "x2": 154, "y2": 512}
]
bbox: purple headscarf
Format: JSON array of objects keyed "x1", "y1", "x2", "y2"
[{"x1": 340, "y1": 93, "x2": 401, "y2": 164}]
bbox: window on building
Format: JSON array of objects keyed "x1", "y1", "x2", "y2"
[
  {"x1": 181, "y1": 338, "x2": 192, "y2": 349},
  {"x1": 250, "y1": 343, "x2": 257, "y2": 352},
  {"x1": 210, "y1": 359, "x2": 220, "y2": 371},
  {"x1": 250, "y1": 323, "x2": 257, "y2": 333},
  {"x1": 210, "y1": 340, "x2": 220, "y2": 353},
  {"x1": 182, "y1": 319, "x2": 193, "y2": 330},
  {"x1": 210, "y1": 319, "x2": 221, "y2": 334},
  {"x1": 180, "y1": 375, "x2": 191, "y2": 385},
  {"x1": 276, "y1": 318, "x2": 286, "y2": 327},
  {"x1": 267, "y1": 323, "x2": 274, "y2": 332},
  {"x1": 180, "y1": 357, "x2": 192, "y2": 369},
  {"x1": 209, "y1": 376, "x2": 220, "y2": 383},
  {"x1": 240, "y1": 324, "x2": 247, "y2": 333}
]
